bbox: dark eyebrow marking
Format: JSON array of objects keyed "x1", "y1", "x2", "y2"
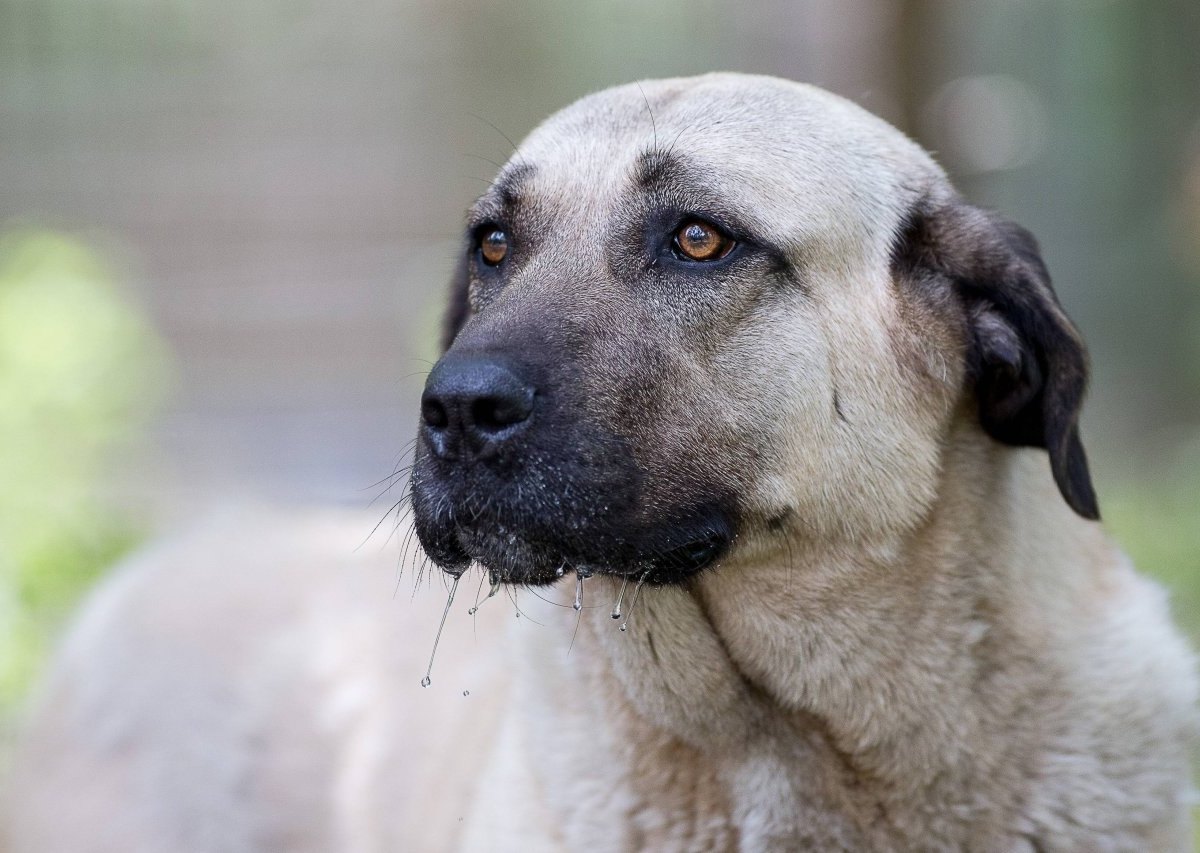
[
  {"x1": 633, "y1": 149, "x2": 734, "y2": 213},
  {"x1": 634, "y1": 148, "x2": 686, "y2": 189},
  {"x1": 631, "y1": 147, "x2": 745, "y2": 231},
  {"x1": 494, "y1": 163, "x2": 537, "y2": 208},
  {"x1": 470, "y1": 162, "x2": 537, "y2": 226}
]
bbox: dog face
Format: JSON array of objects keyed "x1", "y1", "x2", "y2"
[{"x1": 411, "y1": 73, "x2": 1097, "y2": 586}]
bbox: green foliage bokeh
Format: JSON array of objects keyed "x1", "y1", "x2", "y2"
[
  {"x1": 1105, "y1": 444, "x2": 1200, "y2": 646},
  {"x1": 0, "y1": 228, "x2": 169, "y2": 720}
]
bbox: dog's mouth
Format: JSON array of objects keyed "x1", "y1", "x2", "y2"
[
  {"x1": 414, "y1": 494, "x2": 734, "y2": 586},
  {"x1": 408, "y1": 353, "x2": 739, "y2": 586}
]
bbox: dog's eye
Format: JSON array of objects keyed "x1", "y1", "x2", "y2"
[
  {"x1": 673, "y1": 221, "x2": 734, "y2": 262},
  {"x1": 480, "y1": 229, "x2": 509, "y2": 266}
]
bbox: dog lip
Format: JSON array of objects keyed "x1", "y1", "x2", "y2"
[
  {"x1": 654, "y1": 531, "x2": 727, "y2": 571},
  {"x1": 640, "y1": 519, "x2": 732, "y2": 584},
  {"x1": 427, "y1": 507, "x2": 734, "y2": 587},
  {"x1": 422, "y1": 531, "x2": 472, "y2": 575}
]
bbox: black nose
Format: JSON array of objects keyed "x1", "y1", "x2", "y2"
[{"x1": 420, "y1": 355, "x2": 536, "y2": 460}]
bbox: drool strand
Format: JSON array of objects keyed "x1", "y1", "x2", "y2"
[
  {"x1": 573, "y1": 571, "x2": 585, "y2": 612},
  {"x1": 468, "y1": 575, "x2": 501, "y2": 616},
  {"x1": 619, "y1": 572, "x2": 650, "y2": 632},
  {"x1": 611, "y1": 575, "x2": 630, "y2": 619},
  {"x1": 421, "y1": 573, "x2": 461, "y2": 687}
]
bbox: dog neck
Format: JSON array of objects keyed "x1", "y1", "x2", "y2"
[{"x1": 561, "y1": 427, "x2": 1107, "y2": 845}]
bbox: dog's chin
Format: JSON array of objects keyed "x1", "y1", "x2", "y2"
[{"x1": 418, "y1": 512, "x2": 734, "y2": 587}]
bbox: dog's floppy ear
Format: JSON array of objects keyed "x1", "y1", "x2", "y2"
[
  {"x1": 441, "y1": 253, "x2": 471, "y2": 352},
  {"x1": 893, "y1": 196, "x2": 1099, "y2": 520}
]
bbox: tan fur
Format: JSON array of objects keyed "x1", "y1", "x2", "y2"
[{"x1": 4, "y1": 74, "x2": 1197, "y2": 851}]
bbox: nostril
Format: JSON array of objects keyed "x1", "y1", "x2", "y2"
[
  {"x1": 422, "y1": 398, "x2": 449, "y2": 430},
  {"x1": 471, "y1": 390, "x2": 533, "y2": 434},
  {"x1": 420, "y1": 355, "x2": 536, "y2": 456}
]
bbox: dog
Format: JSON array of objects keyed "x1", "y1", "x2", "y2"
[{"x1": 5, "y1": 73, "x2": 1197, "y2": 852}]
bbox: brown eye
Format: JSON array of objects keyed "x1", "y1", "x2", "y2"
[
  {"x1": 480, "y1": 229, "x2": 509, "y2": 266},
  {"x1": 674, "y1": 221, "x2": 733, "y2": 261}
]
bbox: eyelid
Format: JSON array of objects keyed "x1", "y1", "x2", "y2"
[
  {"x1": 471, "y1": 221, "x2": 504, "y2": 241},
  {"x1": 677, "y1": 213, "x2": 723, "y2": 228}
]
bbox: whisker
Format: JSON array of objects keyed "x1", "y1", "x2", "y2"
[
  {"x1": 465, "y1": 112, "x2": 531, "y2": 174},
  {"x1": 357, "y1": 496, "x2": 410, "y2": 552},
  {"x1": 504, "y1": 585, "x2": 544, "y2": 626},
  {"x1": 637, "y1": 82, "x2": 658, "y2": 151}
]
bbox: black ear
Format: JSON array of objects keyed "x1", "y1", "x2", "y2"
[
  {"x1": 893, "y1": 197, "x2": 1099, "y2": 520},
  {"x1": 440, "y1": 252, "x2": 471, "y2": 353}
]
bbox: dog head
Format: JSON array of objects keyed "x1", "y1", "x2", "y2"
[{"x1": 411, "y1": 73, "x2": 1097, "y2": 586}]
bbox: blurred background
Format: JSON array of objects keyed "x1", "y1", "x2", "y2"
[{"x1": 1, "y1": 0, "x2": 1198, "y2": 762}]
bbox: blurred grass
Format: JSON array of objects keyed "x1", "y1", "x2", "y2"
[
  {"x1": 1098, "y1": 442, "x2": 1200, "y2": 846},
  {"x1": 0, "y1": 227, "x2": 169, "y2": 734},
  {"x1": 1104, "y1": 440, "x2": 1200, "y2": 645}
]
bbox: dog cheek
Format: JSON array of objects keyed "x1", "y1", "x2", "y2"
[{"x1": 732, "y1": 302, "x2": 950, "y2": 541}]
